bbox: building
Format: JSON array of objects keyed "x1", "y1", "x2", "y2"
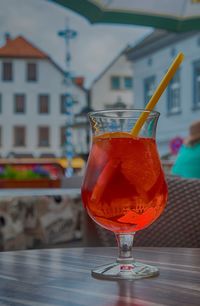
[
  {"x1": 90, "y1": 46, "x2": 134, "y2": 110},
  {"x1": 127, "y1": 30, "x2": 200, "y2": 156},
  {"x1": 0, "y1": 35, "x2": 88, "y2": 158}
]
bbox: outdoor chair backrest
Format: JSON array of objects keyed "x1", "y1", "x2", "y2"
[{"x1": 83, "y1": 175, "x2": 200, "y2": 247}]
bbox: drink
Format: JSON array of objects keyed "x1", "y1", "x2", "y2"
[
  {"x1": 82, "y1": 132, "x2": 167, "y2": 233},
  {"x1": 82, "y1": 110, "x2": 168, "y2": 280}
]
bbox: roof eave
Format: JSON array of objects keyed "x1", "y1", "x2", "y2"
[
  {"x1": 0, "y1": 55, "x2": 47, "y2": 59},
  {"x1": 127, "y1": 30, "x2": 198, "y2": 61}
]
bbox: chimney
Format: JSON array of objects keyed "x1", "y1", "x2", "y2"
[{"x1": 4, "y1": 32, "x2": 11, "y2": 43}]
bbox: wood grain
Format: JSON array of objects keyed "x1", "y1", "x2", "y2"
[{"x1": 0, "y1": 247, "x2": 199, "y2": 306}]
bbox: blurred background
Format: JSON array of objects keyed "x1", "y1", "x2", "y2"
[{"x1": 0, "y1": 0, "x2": 199, "y2": 250}]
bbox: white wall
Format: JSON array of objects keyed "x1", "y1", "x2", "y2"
[
  {"x1": 91, "y1": 53, "x2": 134, "y2": 110},
  {"x1": 0, "y1": 58, "x2": 87, "y2": 157}
]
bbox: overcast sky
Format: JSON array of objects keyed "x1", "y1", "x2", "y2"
[{"x1": 0, "y1": 0, "x2": 152, "y2": 87}]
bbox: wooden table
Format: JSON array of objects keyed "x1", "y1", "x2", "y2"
[{"x1": 0, "y1": 247, "x2": 199, "y2": 306}]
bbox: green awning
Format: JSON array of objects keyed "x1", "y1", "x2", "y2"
[{"x1": 50, "y1": 0, "x2": 200, "y2": 32}]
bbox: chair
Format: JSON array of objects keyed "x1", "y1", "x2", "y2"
[{"x1": 83, "y1": 175, "x2": 200, "y2": 247}]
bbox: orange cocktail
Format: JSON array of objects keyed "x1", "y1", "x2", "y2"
[
  {"x1": 82, "y1": 132, "x2": 167, "y2": 233},
  {"x1": 81, "y1": 109, "x2": 168, "y2": 280}
]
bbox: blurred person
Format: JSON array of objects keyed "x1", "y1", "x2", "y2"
[{"x1": 171, "y1": 120, "x2": 200, "y2": 179}]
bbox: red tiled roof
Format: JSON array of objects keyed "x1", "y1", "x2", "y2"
[{"x1": 0, "y1": 36, "x2": 48, "y2": 59}]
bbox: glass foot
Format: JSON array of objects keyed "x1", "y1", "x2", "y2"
[{"x1": 92, "y1": 261, "x2": 159, "y2": 280}]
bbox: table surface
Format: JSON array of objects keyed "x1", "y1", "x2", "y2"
[{"x1": 0, "y1": 247, "x2": 199, "y2": 306}]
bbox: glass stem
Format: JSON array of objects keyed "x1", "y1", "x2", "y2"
[{"x1": 116, "y1": 233, "x2": 135, "y2": 264}]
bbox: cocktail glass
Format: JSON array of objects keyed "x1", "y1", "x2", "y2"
[{"x1": 81, "y1": 109, "x2": 168, "y2": 280}]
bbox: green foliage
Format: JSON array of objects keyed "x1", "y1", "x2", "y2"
[{"x1": 0, "y1": 165, "x2": 50, "y2": 180}]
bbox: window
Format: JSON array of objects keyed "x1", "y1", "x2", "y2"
[
  {"x1": 170, "y1": 48, "x2": 176, "y2": 57},
  {"x1": 14, "y1": 94, "x2": 26, "y2": 113},
  {"x1": 167, "y1": 69, "x2": 181, "y2": 114},
  {"x1": 14, "y1": 126, "x2": 26, "y2": 147},
  {"x1": 111, "y1": 76, "x2": 120, "y2": 90},
  {"x1": 144, "y1": 76, "x2": 155, "y2": 106},
  {"x1": 60, "y1": 126, "x2": 66, "y2": 146},
  {"x1": 193, "y1": 61, "x2": 200, "y2": 109},
  {"x1": 27, "y1": 63, "x2": 37, "y2": 82},
  {"x1": 2, "y1": 62, "x2": 13, "y2": 81},
  {"x1": 124, "y1": 77, "x2": 133, "y2": 89},
  {"x1": 38, "y1": 95, "x2": 49, "y2": 114},
  {"x1": 38, "y1": 126, "x2": 49, "y2": 147},
  {"x1": 60, "y1": 94, "x2": 66, "y2": 114},
  {"x1": 147, "y1": 58, "x2": 153, "y2": 66},
  {"x1": 111, "y1": 76, "x2": 133, "y2": 90}
]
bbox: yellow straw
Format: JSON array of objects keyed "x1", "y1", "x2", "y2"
[{"x1": 131, "y1": 52, "x2": 184, "y2": 136}]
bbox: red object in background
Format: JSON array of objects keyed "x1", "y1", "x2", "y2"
[
  {"x1": 73, "y1": 76, "x2": 84, "y2": 88},
  {"x1": 169, "y1": 137, "x2": 183, "y2": 155}
]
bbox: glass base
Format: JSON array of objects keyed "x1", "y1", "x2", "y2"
[{"x1": 92, "y1": 261, "x2": 159, "y2": 280}]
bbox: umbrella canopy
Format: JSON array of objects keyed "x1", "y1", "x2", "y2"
[{"x1": 50, "y1": 0, "x2": 200, "y2": 32}]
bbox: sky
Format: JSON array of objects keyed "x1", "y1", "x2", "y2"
[{"x1": 0, "y1": 0, "x2": 152, "y2": 87}]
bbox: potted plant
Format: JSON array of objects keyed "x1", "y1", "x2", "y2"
[{"x1": 0, "y1": 165, "x2": 61, "y2": 188}]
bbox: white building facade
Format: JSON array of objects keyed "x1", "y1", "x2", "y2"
[
  {"x1": 0, "y1": 36, "x2": 88, "y2": 158},
  {"x1": 127, "y1": 30, "x2": 200, "y2": 156},
  {"x1": 90, "y1": 48, "x2": 134, "y2": 110}
]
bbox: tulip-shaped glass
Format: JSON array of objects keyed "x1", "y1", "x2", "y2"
[{"x1": 81, "y1": 110, "x2": 168, "y2": 280}]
